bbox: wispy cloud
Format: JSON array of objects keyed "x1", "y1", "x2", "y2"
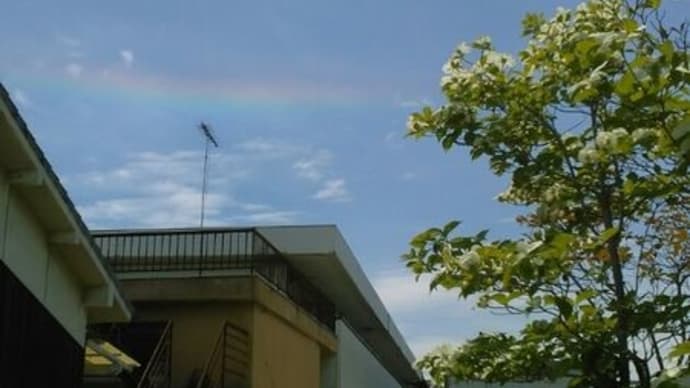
[
  {"x1": 235, "y1": 138, "x2": 302, "y2": 158},
  {"x1": 79, "y1": 182, "x2": 224, "y2": 227},
  {"x1": 228, "y1": 211, "x2": 299, "y2": 224},
  {"x1": 373, "y1": 269, "x2": 530, "y2": 358},
  {"x1": 397, "y1": 97, "x2": 433, "y2": 109},
  {"x1": 313, "y1": 178, "x2": 351, "y2": 202},
  {"x1": 65, "y1": 63, "x2": 83, "y2": 78},
  {"x1": 120, "y1": 50, "x2": 134, "y2": 68},
  {"x1": 401, "y1": 171, "x2": 417, "y2": 181},
  {"x1": 10, "y1": 89, "x2": 31, "y2": 109},
  {"x1": 373, "y1": 271, "x2": 461, "y2": 315},
  {"x1": 57, "y1": 35, "x2": 81, "y2": 47},
  {"x1": 293, "y1": 150, "x2": 333, "y2": 181},
  {"x1": 384, "y1": 130, "x2": 407, "y2": 149},
  {"x1": 76, "y1": 151, "x2": 241, "y2": 228},
  {"x1": 70, "y1": 137, "x2": 348, "y2": 228},
  {"x1": 498, "y1": 217, "x2": 515, "y2": 224}
]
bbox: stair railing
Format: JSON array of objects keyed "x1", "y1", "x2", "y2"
[
  {"x1": 195, "y1": 322, "x2": 250, "y2": 388},
  {"x1": 137, "y1": 321, "x2": 173, "y2": 388}
]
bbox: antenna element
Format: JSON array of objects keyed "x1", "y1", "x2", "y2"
[{"x1": 198, "y1": 121, "x2": 219, "y2": 228}]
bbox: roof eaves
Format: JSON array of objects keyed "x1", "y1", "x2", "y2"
[{"x1": 0, "y1": 83, "x2": 133, "y2": 319}]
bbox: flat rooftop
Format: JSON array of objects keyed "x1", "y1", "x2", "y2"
[{"x1": 92, "y1": 225, "x2": 423, "y2": 387}]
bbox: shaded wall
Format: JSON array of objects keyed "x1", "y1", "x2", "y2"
[{"x1": 334, "y1": 320, "x2": 401, "y2": 388}]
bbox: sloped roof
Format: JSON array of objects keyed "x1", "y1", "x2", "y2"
[{"x1": 0, "y1": 83, "x2": 131, "y2": 323}]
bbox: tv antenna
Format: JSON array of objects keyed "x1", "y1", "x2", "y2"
[{"x1": 197, "y1": 121, "x2": 219, "y2": 228}]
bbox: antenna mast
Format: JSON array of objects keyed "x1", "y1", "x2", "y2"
[{"x1": 198, "y1": 121, "x2": 219, "y2": 228}]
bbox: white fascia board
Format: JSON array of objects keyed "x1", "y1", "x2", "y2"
[
  {"x1": 256, "y1": 225, "x2": 415, "y2": 362},
  {"x1": 0, "y1": 87, "x2": 132, "y2": 322}
]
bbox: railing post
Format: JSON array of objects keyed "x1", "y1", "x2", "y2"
[
  {"x1": 221, "y1": 323, "x2": 226, "y2": 388},
  {"x1": 198, "y1": 231, "x2": 204, "y2": 277}
]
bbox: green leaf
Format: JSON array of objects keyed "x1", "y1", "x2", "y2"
[
  {"x1": 672, "y1": 116, "x2": 690, "y2": 141},
  {"x1": 442, "y1": 220, "x2": 461, "y2": 236},
  {"x1": 622, "y1": 19, "x2": 639, "y2": 34},
  {"x1": 614, "y1": 71, "x2": 635, "y2": 96},
  {"x1": 575, "y1": 289, "x2": 597, "y2": 305},
  {"x1": 555, "y1": 297, "x2": 573, "y2": 319},
  {"x1": 656, "y1": 381, "x2": 681, "y2": 388},
  {"x1": 645, "y1": 0, "x2": 662, "y2": 9},
  {"x1": 575, "y1": 38, "x2": 598, "y2": 57},
  {"x1": 411, "y1": 228, "x2": 441, "y2": 248},
  {"x1": 660, "y1": 40, "x2": 674, "y2": 61},
  {"x1": 669, "y1": 341, "x2": 690, "y2": 358}
]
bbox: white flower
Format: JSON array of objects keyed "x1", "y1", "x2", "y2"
[
  {"x1": 457, "y1": 42, "x2": 471, "y2": 55},
  {"x1": 632, "y1": 127, "x2": 656, "y2": 143},
  {"x1": 595, "y1": 132, "x2": 613, "y2": 148},
  {"x1": 578, "y1": 147, "x2": 599, "y2": 164},
  {"x1": 594, "y1": 128, "x2": 629, "y2": 151},
  {"x1": 459, "y1": 249, "x2": 480, "y2": 269}
]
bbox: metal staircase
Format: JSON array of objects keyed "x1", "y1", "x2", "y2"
[
  {"x1": 84, "y1": 321, "x2": 172, "y2": 388},
  {"x1": 193, "y1": 322, "x2": 250, "y2": 388}
]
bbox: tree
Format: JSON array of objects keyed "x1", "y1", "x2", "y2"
[{"x1": 403, "y1": 0, "x2": 690, "y2": 386}]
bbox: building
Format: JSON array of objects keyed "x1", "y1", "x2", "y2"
[
  {"x1": 0, "y1": 84, "x2": 132, "y2": 387},
  {"x1": 85, "y1": 225, "x2": 426, "y2": 388}
]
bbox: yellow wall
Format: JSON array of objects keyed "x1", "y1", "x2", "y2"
[
  {"x1": 121, "y1": 275, "x2": 336, "y2": 388},
  {"x1": 132, "y1": 301, "x2": 254, "y2": 388},
  {"x1": 252, "y1": 304, "x2": 321, "y2": 388},
  {"x1": 0, "y1": 176, "x2": 87, "y2": 344}
]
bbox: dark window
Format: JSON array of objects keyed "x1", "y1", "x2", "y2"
[{"x1": 0, "y1": 261, "x2": 85, "y2": 388}]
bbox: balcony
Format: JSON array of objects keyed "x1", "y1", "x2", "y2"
[{"x1": 92, "y1": 228, "x2": 336, "y2": 330}]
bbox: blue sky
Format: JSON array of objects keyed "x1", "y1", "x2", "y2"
[{"x1": 3, "y1": 0, "x2": 689, "y2": 358}]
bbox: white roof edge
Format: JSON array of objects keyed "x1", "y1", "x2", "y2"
[
  {"x1": 329, "y1": 227, "x2": 416, "y2": 361},
  {"x1": 0, "y1": 85, "x2": 132, "y2": 321},
  {"x1": 256, "y1": 225, "x2": 415, "y2": 361}
]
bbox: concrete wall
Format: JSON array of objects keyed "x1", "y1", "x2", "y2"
[
  {"x1": 332, "y1": 320, "x2": 401, "y2": 388},
  {"x1": 0, "y1": 175, "x2": 87, "y2": 344},
  {"x1": 252, "y1": 304, "x2": 322, "y2": 388}
]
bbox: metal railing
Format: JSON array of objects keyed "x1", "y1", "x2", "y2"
[
  {"x1": 93, "y1": 228, "x2": 336, "y2": 330},
  {"x1": 137, "y1": 321, "x2": 172, "y2": 388},
  {"x1": 195, "y1": 322, "x2": 250, "y2": 388}
]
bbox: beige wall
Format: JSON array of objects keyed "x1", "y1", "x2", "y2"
[
  {"x1": 0, "y1": 175, "x2": 87, "y2": 344},
  {"x1": 121, "y1": 275, "x2": 336, "y2": 388},
  {"x1": 252, "y1": 304, "x2": 321, "y2": 388},
  {"x1": 132, "y1": 301, "x2": 253, "y2": 388}
]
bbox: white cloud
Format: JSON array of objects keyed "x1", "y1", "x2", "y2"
[
  {"x1": 70, "y1": 138, "x2": 347, "y2": 228},
  {"x1": 57, "y1": 35, "x2": 81, "y2": 47},
  {"x1": 373, "y1": 269, "x2": 531, "y2": 359},
  {"x1": 11, "y1": 89, "x2": 31, "y2": 109},
  {"x1": 408, "y1": 335, "x2": 466, "y2": 358},
  {"x1": 236, "y1": 138, "x2": 301, "y2": 158},
  {"x1": 65, "y1": 63, "x2": 83, "y2": 78},
  {"x1": 397, "y1": 97, "x2": 433, "y2": 109},
  {"x1": 401, "y1": 171, "x2": 417, "y2": 181},
  {"x1": 497, "y1": 216, "x2": 517, "y2": 224},
  {"x1": 228, "y1": 211, "x2": 299, "y2": 224},
  {"x1": 79, "y1": 182, "x2": 220, "y2": 227},
  {"x1": 120, "y1": 50, "x2": 134, "y2": 68},
  {"x1": 293, "y1": 150, "x2": 332, "y2": 181},
  {"x1": 385, "y1": 131, "x2": 401, "y2": 143},
  {"x1": 313, "y1": 178, "x2": 351, "y2": 202},
  {"x1": 74, "y1": 150, "x2": 275, "y2": 228},
  {"x1": 373, "y1": 271, "x2": 461, "y2": 314},
  {"x1": 385, "y1": 130, "x2": 406, "y2": 149}
]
